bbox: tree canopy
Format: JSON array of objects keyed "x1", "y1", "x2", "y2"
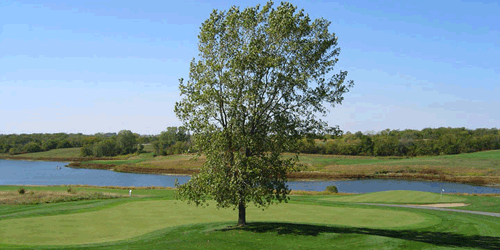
[{"x1": 178, "y1": 1, "x2": 354, "y2": 225}]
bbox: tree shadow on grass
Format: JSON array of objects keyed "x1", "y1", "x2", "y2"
[{"x1": 219, "y1": 222, "x2": 500, "y2": 250}]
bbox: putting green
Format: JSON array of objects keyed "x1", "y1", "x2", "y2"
[
  {"x1": 324, "y1": 190, "x2": 467, "y2": 204},
  {"x1": 0, "y1": 200, "x2": 437, "y2": 246}
]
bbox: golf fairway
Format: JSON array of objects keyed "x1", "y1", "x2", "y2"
[
  {"x1": 0, "y1": 200, "x2": 437, "y2": 246},
  {"x1": 323, "y1": 191, "x2": 467, "y2": 204}
]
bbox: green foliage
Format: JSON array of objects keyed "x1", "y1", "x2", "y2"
[
  {"x1": 1, "y1": 143, "x2": 11, "y2": 153},
  {"x1": 92, "y1": 139, "x2": 118, "y2": 157},
  {"x1": 166, "y1": 141, "x2": 189, "y2": 155},
  {"x1": 325, "y1": 185, "x2": 338, "y2": 193},
  {"x1": 22, "y1": 142, "x2": 42, "y2": 153},
  {"x1": 116, "y1": 130, "x2": 138, "y2": 155},
  {"x1": 0, "y1": 133, "x2": 95, "y2": 155},
  {"x1": 18, "y1": 187, "x2": 26, "y2": 195},
  {"x1": 152, "y1": 127, "x2": 190, "y2": 155},
  {"x1": 42, "y1": 140, "x2": 58, "y2": 151},
  {"x1": 80, "y1": 144, "x2": 94, "y2": 157},
  {"x1": 175, "y1": 1, "x2": 353, "y2": 225},
  {"x1": 57, "y1": 139, "x2": 72, "y2": 149},
  {"x1": 137, "y1": 144, "x2": 145, "y2": 154},
  {"x1": 294, "y1": 127, "x2": 500, "y2": 157}
]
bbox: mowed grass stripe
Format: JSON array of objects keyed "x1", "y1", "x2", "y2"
[
  {"x1": 0, "y1": 200, "x2": 435, "y2": 246},
  {"x1": 324, "y1": 191, "x2": 467, "y2": 204}
]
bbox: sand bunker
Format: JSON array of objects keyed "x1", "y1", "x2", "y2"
[{"x1": 416, "y1": 203, "x2": 469, "y2": 208}]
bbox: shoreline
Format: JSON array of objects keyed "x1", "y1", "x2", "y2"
[
  {"x1": 1, "y1": 184, "x2": 499, "y2": 196},
  {"x1": 2, "y1": 156, "x2": 500, "y2": 187}
]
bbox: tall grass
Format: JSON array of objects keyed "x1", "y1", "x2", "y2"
[{"x1": 0, "y1": 190, "x2": 125, "y2": 205}]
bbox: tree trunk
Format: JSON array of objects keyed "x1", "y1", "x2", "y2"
[{"x1": 238, "y1": 201, "x2": 246, "y2": 226}]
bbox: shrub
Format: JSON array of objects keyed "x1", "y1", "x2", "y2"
[
  {"x1": 136, "y1": 144, "x2": 145, "y2": 154},
  {"x1": 67, "y1": 187, "x2": 76, "y2": 194},
  {"x1": 80, "y1": 144, "x2": 93, "y2": 157},
  {"x1": 18, "y1": 188, "x2": 26, "y2": 195},
  {"x1": 166, "y1": 141, "x2": 189, "y2": 155},
  {"x1": 116, "y1": 130, "x2": 137, "y2": 155},
  {"x1": 8, "y1": 148, "x2": 17, "y2": 155},
  {"x1": 325, "y1": 185, "x2": 338, "y2": 193},
  {"x1": 92, "y1": 139, "x2": 118, "y2": 157}
]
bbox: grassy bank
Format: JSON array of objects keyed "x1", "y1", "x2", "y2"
[{"x1": 0, "y1": 186, "x2": 499, "y2": 249}]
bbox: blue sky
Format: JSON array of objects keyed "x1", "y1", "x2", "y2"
[{"x1": 1, "y1": 0, "x2": 499, "y2": 135}]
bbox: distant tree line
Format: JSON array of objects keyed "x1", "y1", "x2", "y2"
[
  {"x1": 0, "y1": 131, "x2": 145, "y2": 156},
  {"x1": 296, "y1": 127, "x2": 500, "y2": 156},
  {"x1": 2, "y1": 127, "x2": 498, "y2": 157},
  {"x1": 0, "y1": 127, "x2": 191, "y2": 157},
  {"x1": 0, "y1": 133, "x2": 91, "y2": 155},
  {"x1": 80, "y1": 127, "x2": 192, "y2": 157},
  {"x1": 79, "y1": 130, "x2": 144, "y2": 157}
]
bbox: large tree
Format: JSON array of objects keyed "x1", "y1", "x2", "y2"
[
  {"x1": 116, "y1": 130, "x2": 137, "y2": 155},
  {"x1": 174, "y1": 1, "x2": 353, "y2": 226}
]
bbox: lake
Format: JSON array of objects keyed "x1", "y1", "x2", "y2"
[{"x1": 1, "y1": 159, "x2": 499, "y2": 193}]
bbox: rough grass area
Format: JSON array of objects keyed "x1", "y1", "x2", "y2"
[
  {"x1": 323, "y1": 190, "x2": 467, "y2": 204},
  {"x1": 0, "y1": 190, "x2": 125, "y2": 205},
  {"x1": 297, "y1": 150, "x2": 500, "y2": 175},
  {"x1": 0, "y1": 200, "x2": 434, "y2": 245},
  {"x1": 83, "y1": 153, "x2": 204, "y2": 169}
]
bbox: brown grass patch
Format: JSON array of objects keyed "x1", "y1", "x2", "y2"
[
  {"x1": 289, "y1": 190, "x2": 356, "y2": 196},
  {"x1": 141, "y1": 155, "x2": 205, "y2": 169},
  {"x1": 0, "y1": 190, "x2": 125, "y2": 205},
  {"x1": 287, "y1": 171, "x2": 500, "y2": 185},
  {"x1": 69, "y1": 163, "x2": 115, "y2": 170},
  {"x1": 49, "y1": 184, "x2": 176, "y2": 190},
  {"x1": 114, "y1": 165, "x2": 199, "y2": 175},
  {"x1": 321, "y1": 164, "x2": 494, "y2": 176}
]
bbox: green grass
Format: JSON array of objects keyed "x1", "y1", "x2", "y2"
[
  {"x1": 378, "y1": 150, "x2": 500, "y2": 169},
  {"x1": 43, "y1": 216, "x2": 500, "y2": 250},
  {"x1": 0, "y1": 200, "x2": 433, "y2": 245},
  {"x1": 323, "y1": 191, "x2": 467, "y2": 204},
  {"x1": 0, "y1": 148, "x2": 82, "y2": 159},
  {"x1": 294, "y1": 154, "x2": 398, "y2": 167},
  {"x1": 81, "y1": 152, "x2": 202, "y2": 169},
  {"x1": 292, "y1": 150, "x2": 500, "y2": 179},
  {"x1": 321, "y1": 190, "x2": 500, "y2": 213},
  {"x1": 0, "y1": 187, "x2": 499, "y2": 249},
  {"x1": 296, "y1": 150, "x2": 500, "y2": 168}
]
